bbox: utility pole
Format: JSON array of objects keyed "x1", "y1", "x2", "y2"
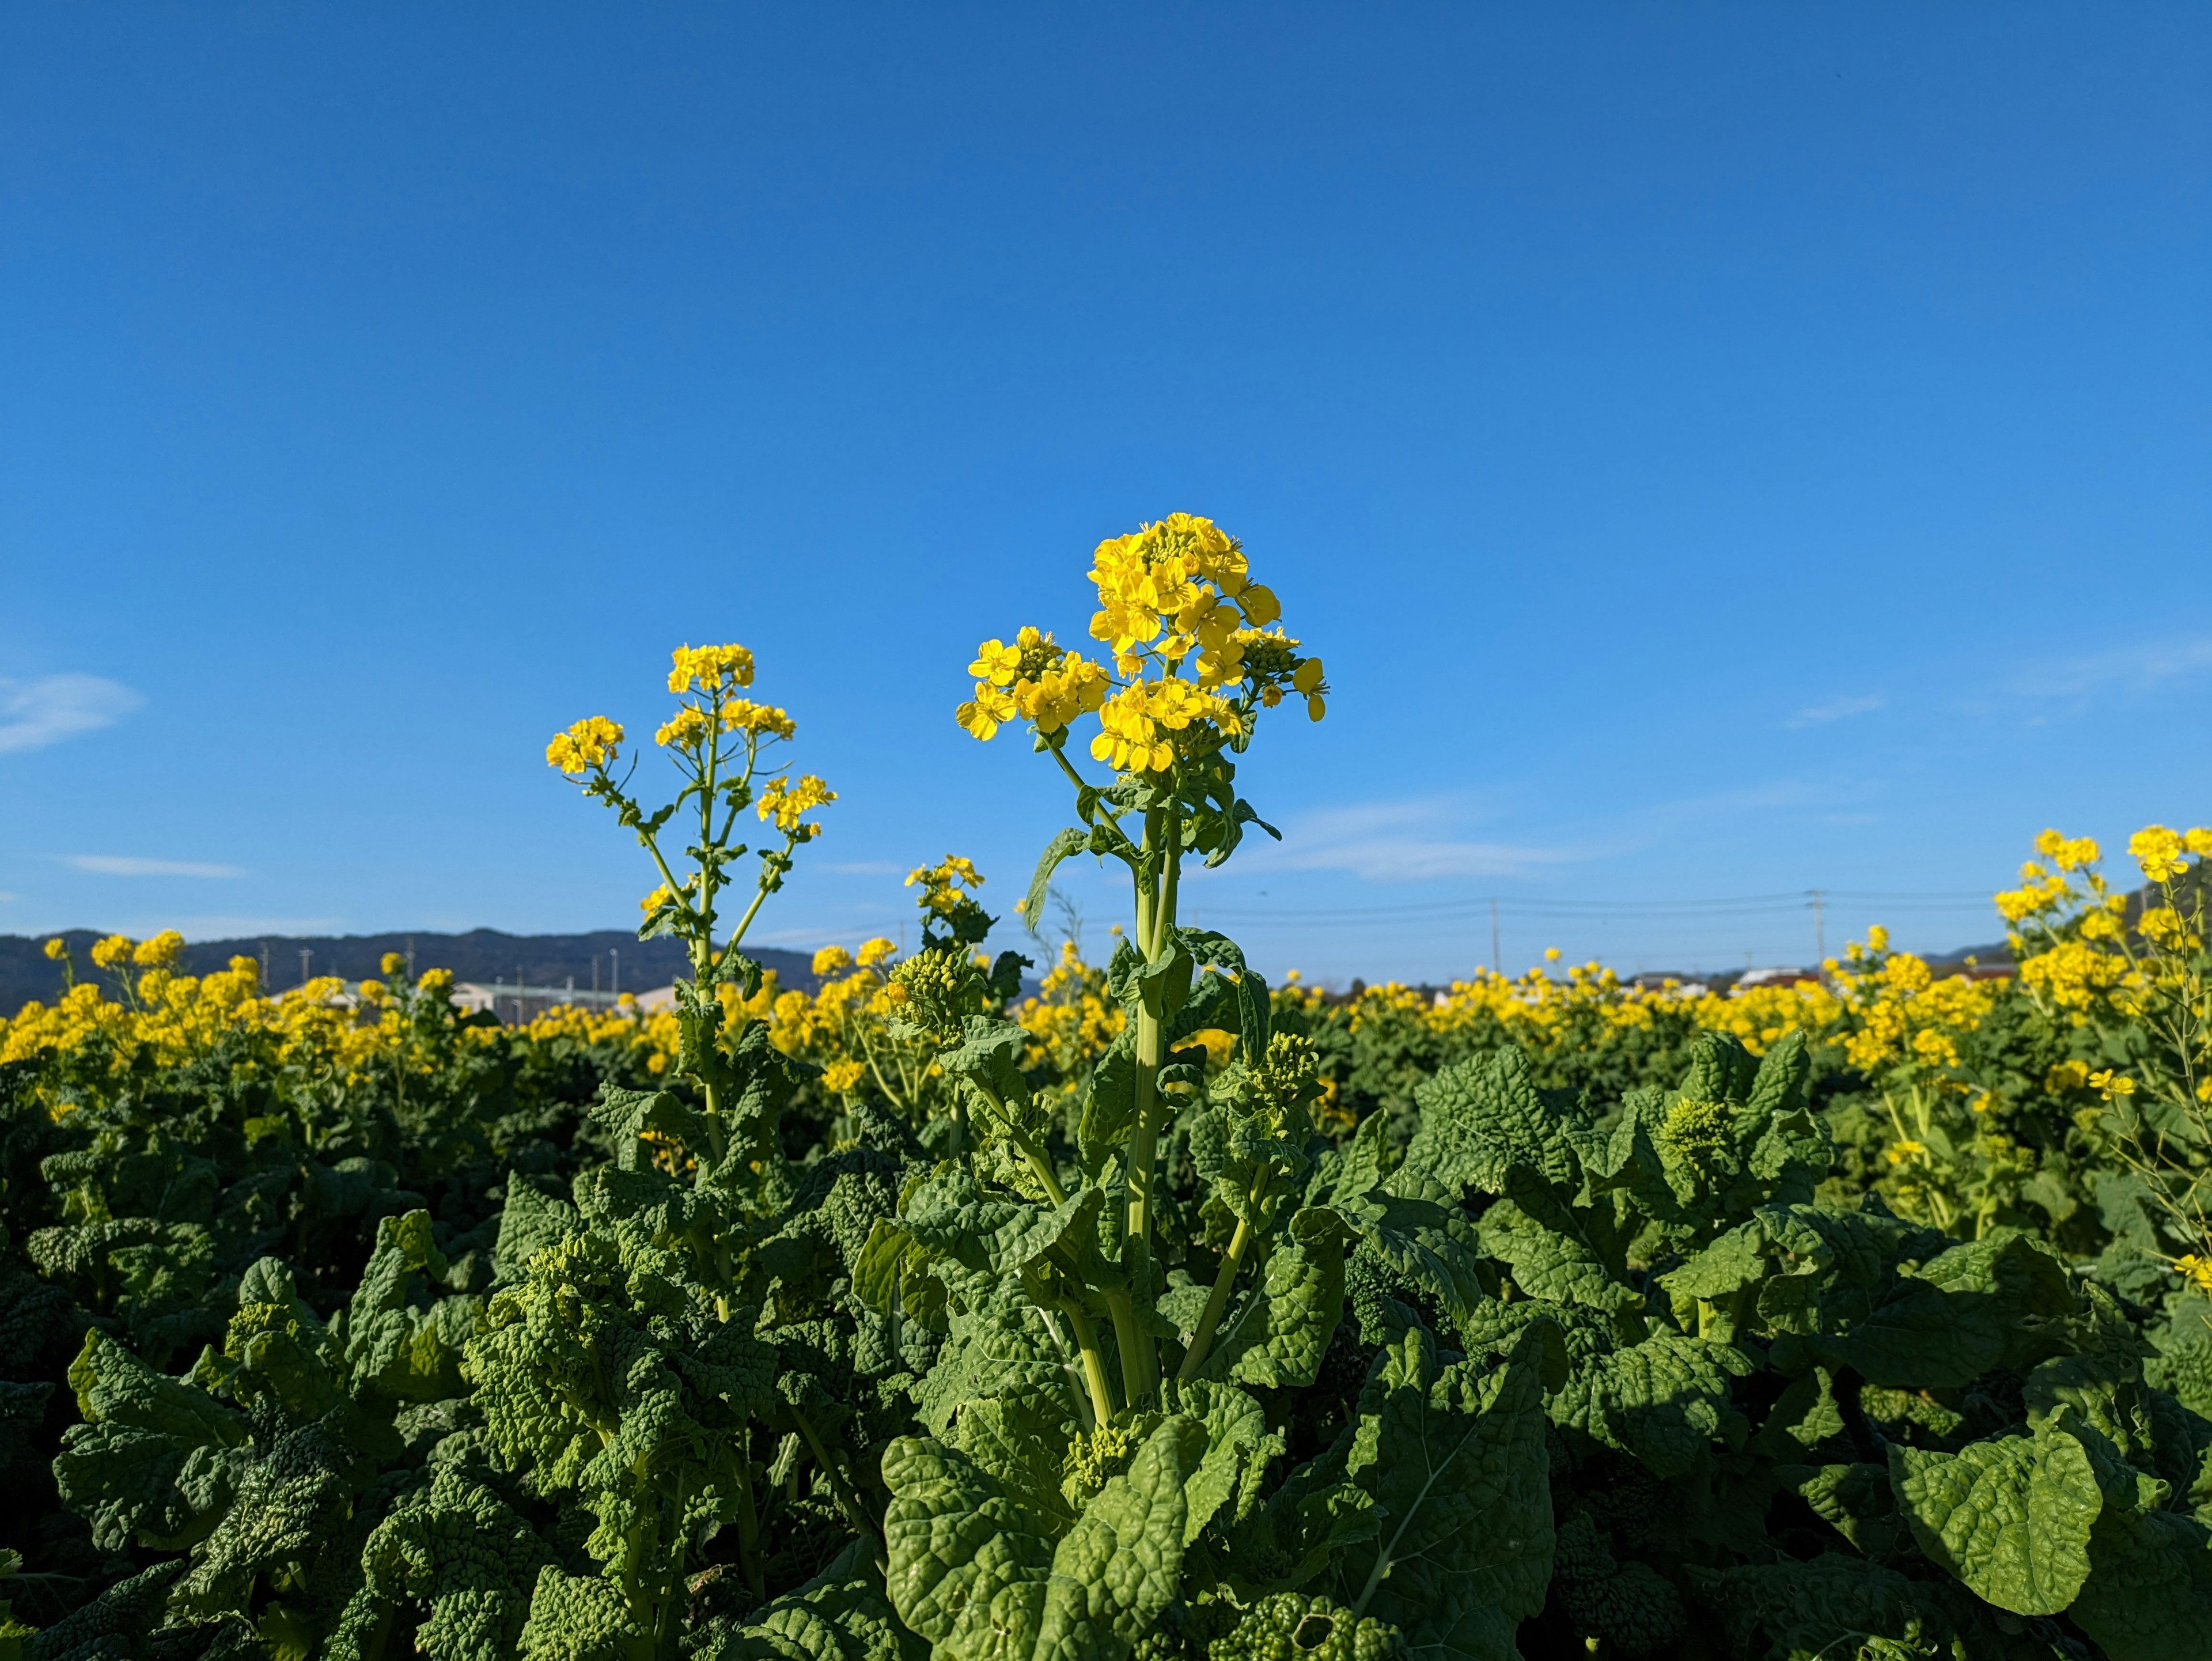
[
  {"x1": 298, "y1": 948, "x2": 312, "y2": 988},
  {"x1": 1810, "y1": 889, "x2": 1827, "y2": 964},
  {"x1": 1490, "y1": 898, "x2": 1501, "y2": 977},
  {"x1": 611, "y1": 948, "x2": 619, "y2": 999}
]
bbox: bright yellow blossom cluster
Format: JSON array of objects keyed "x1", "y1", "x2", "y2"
[
  {"x1": 955, "y1": 514, "x2": 1325, "y2": 776},
  {"x1": 668, "y1": 642, "x2": 755, "y2": 695},
  {"x1": 757, "y1": 774, "x2": 836, "y2": 836},
  {"x1": 546, "y1": 716, "x2": 624, "y2": 775}
]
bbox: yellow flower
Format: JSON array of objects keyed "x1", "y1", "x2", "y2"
[
  {"x1": 2186, "y1": 827, "x2": 2212, "y2": 856},
  {"x1": 2033, "y1": 828, "x2": 2101, "y2": 872},
  {"x1": 667, "y1": 643, "x2": 755, "y2": 695},
  {"x1": 358, "y1": 979, "x2": 388, "y2": 1002},
  {"x1": 642, "y1": 882, "x2": 678, "y2": 915},
  {"x1": 90, "y1": 934, "x2": 134, "y2": 970},
  {"x1": 721, "y1": 700, "x2": 796, "y2": 740},
  {"x1": 2175, "y1": 1255, "x2": 2212, "y2": 1295},
  {"x1": 821, "y1": 1058, "x2": 866, "y2": 1093},
  {"x1": 857, "y1": 937, "x2": 897, "y2": 967},
  {"x1": 2088, "y1": 1069, "x2": 2136, "y2": 1099},
  {"x1": 812, "y1": 945, "x2": 854, "y2": 977},
  {"x1": 758, "y1": 774, "x2": 836, "y2": 835},
  {"x1": 1544, "y1": 947, "x2": 1562, "y2": 962},
  {"x1": 655, "y1": 706, "x2": 711, "y2": 748},
  {"x1": 956, "y1": 683, "x2": 1018, "y2": 742},
  {"x1": 380, "y1": 952, "x2": 406, "y2": 977},
  {"x1": 2046, "y1": 1060, "x2": 2089, "y2": 1093},
  {"x1": 1865, "y1": 925, "x2": 1889, "y2": 955},
  {"x1": 968, "y1": 638, "x2": 1024, "y2": 686},
  {"x1": 131, "y1": 930, "x2": 186, "y2": 969},
  {"x1": 547, "y1": 716, "x2": 624, "y2": 774},
  {"x1": 42, "y1": 937, "x2": 66, "y2": 962},
  {"x1": 2131, "y1": 825, "x2": 2189, "y2": 883},
  {"x1": 1885, "y1": 1138, "x2": 1927, "y2": 1165}
]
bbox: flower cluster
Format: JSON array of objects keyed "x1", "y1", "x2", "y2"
[
  {"x1": 668, "y1": 642, "x2": 755, "y2": 695},
  {"x1": 953, "y1": 514, "x2": 1326, "y2": 777},
  {"x1": 546, "y1": 716, "x2": 624, "y2": 775},
  {"x1": 757, "y1": 773, "x2": 836, "y2": 837}
]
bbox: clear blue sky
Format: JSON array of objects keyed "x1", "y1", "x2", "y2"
[{"x1": 2, "y1": 5, "x2": 2207, "y2": 986}]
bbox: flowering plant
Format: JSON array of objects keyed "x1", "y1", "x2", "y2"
[{"x1": 547, "y1": 642, "x2": 835, "y2": 1137}]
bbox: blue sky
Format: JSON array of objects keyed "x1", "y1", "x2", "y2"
[{"x1": 2, "y1": 4, "x2": 2207, "y2": 986}]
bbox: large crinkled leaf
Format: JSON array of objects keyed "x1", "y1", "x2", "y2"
[
  {"x1": 1200, "y1": 1207, "x2": 1347, "y2": 1390},
  {"x1": 948, "y1": 1387, "x2": 1079, "y2": 1536},
  {"x1": 1688, "y1": 1552, "x2": 1953, "y2": 1661},
  {"x1": 2070, "y1": 1473, "x2": 2212, "y2": 1661},
  {"x1": 517, "y1": 1565, "x2": 648, "y2": 1660},
  {"x1": 1336, "y1": 1184, "x2": 1489, "y2": 1324},
  {"x1": 1815, "y1": 1229, "x2": 2081, "y2": 1390},
  {"x1": 1551, "y1": 1332, "x2": 1752, "y2": 1478},
  {"x1": 494, "y1": 1183, "x2": 581, "y2": 1284},
  {"x1": 1475, "y1": 1168, "x2": 1637, "y2": 1316},
  {"x1": 913, "y1": 1276, "x2": 1075, "y2": 1437},
  {"x1": 54, "y1": 1330, "x2": 253, "y2": 1552},
  {"x1": 899, "y1": 1171, "x2": 1104, "y2": 1282},
  {"x1": 1334, "y1": 1325, "x2": 1553, "y2": 1659},
  {"x1": 882, "y1": 1416, "x2": 1204, "y2": 1661},
  {"x1": 1171, "y1": 1379, "x2": 1282, "y2": 1544},
  {"x1": 724, "y1": 1537, "x2": 929, "y2": 1661},
  {"x1": 1406, "y1": 1047, "x2": 1589, "y2": 1197},
  {"x1": 1889, "y1": 1421, "x2": 2101, "y2": 1615}
]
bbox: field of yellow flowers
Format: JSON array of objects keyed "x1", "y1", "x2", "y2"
[{"x1": 3, "y1": 514, "x2": 2210, "y2": 1660}]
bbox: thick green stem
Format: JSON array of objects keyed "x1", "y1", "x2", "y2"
[
  {"x1": 1116, "y1": 812, "x2": 1177, "y2": 1403},
  {"x1": 1062, "y1": 1302, "x2": 1119, "y2": 1427},
  {"x1": 1176, "y1": 1168, "x2": 1271, "y2": 1382},
  {"x1": 731, "y1": 1427, "x2": 766, "y2": 1602},
  {"x1": 790, "y1": 1405, "x2": 880, "y2": 1557}
]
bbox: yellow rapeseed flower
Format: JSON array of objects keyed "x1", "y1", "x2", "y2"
[
  {"x1": 89, "y1": 935, "x2": 134, "y2": 970},
  {"x1": 547, "y1": 716, "x2": 624, "y2": 775},
  {"x1": 813, "y1": 945, "x2": 854, "y2": 977},
  {"x1": 757, "y1": 774, "x2": 836, "y2": 835},
  {"x1": 381, "y1": 952, "x2": 406, "y2": 976},
  {"x1": 821, "y1": 1058, "x2": 866, "y2": 1093},
  {"x1": 2175, "y1": 1255, "x2": 2212, "y2": 1295},
  {"x1": 2131, "y1": 825, "x2": 2190, "y2": 884},
  {"x1": 656, "y1": 707, "x2": 711, "y2": 748},
  {"x1": 667, "y1": 643, "x2": 755, "y2": 695},
  {"x1": 2087, "y1": 1069, "x2": 2135, "y2": 1099},
  {"x1": 42, "y1": 937, "x2": 66, "y2": 961},
  {"x1": 857, "y1": 937, "x2": 897, "y2": 967},
  {"x1": 1885, "y1": 1138, "x2": 1927, "y2": 1165}
]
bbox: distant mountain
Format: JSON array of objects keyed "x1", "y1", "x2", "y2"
[{"x1": 1, "y1": 929, "x2": 821, "y2": 1018}]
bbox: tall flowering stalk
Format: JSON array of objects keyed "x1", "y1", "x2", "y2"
[
  {"x1": 956, "y1": 512, "x2": 1327, "y2": 1403},
  {"x1": 547, "y1": 643, "x2": 835, "y2": 1144}
]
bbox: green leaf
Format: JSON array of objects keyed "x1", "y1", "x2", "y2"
[
  {"x1": 881, "y1": 1416, "x2": 1205, "y2": 1661},
  {"x1": 724, "y1": 1537, "x2": 929, "y2": 1661},
  {"x1": 1171, "y1": 1379, "x2": 1283, "y2": 1544},
  {"x1": 1890, "y1": 1422, "x2": 2102, "y2": 1615},
  {"x1": 1202, "y1": 1208, "x2": 1348, "y2": 1390},
  {"x1": 1023, "y1": 830, "x2": 1090, "y2": 935},
  {"x1": 1551, "y1": 1332, "x2": 1752, "y2": 1478},
  {"x1": 1335, "y1": 1325, "x2": 1554, "y2": 1657},
  {"x1": 1405, "y1": 1047, "x2": 1590, "y2": 1197},
  {"x1": 1473, "y1": 1168, "x2": 1637, "y2": 1317},
  {"x1": 2070, "y1": 1478, "x2": 2212, "y2": 1661}
]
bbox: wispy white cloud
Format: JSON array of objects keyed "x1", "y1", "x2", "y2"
[
  {"x1": 1787, "y1": 694, "x2": 1885, "y2": 728},
  {"x1": 2007, "y1": 635, "x2": 2212, "y2": 701},
  {"x1": 1243, "y1": 799, "x2": 1584, "y2": 883},
  {"x1": 66, "y1": 855, "x2": 247, "y2": 879},
  {"x1": 0, "y1": 675, "x2": 143, "y2": 754}
]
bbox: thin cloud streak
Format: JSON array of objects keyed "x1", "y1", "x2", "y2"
[
  {"x1": 1237, "y1": 798, "x2": 1584, "y2": 883},
  {"x1": 66, "y1": 855, "x2": 248, "y2": 879},
  {"x1": 1788, "y1": 694, "x2": 1885, "y2": 728},
  {"x1": 0, "y1": 675, "x2": 142, "y2": 754}
]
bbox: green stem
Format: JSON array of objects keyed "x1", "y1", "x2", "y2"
[
  {"x1": 1062, "y1": 1301, "x2": 1119, "y2": 1426},
  {"x1": 1116, "y1": 811, "x2": 1177, "y2": 1403},
  {"x1": 1176, "y1": 1168, "x2": 1271, "y2": 1382},
  {"x1": 789, "y1": 1405, "x2": 881, "y2": 1556}
]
